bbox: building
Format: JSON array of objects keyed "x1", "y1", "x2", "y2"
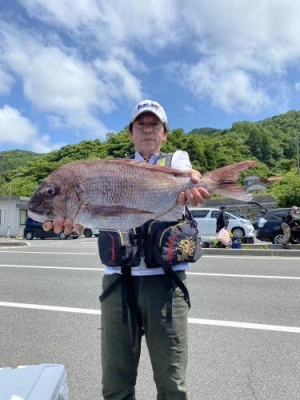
[
  {"x1": 244, "y1": 175, "x2": 261, "y2": 188},
  {"x1": 0, "y1": 196, "x2": 30, "y2": 237}
]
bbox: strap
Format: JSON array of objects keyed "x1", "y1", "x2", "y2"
[
  {"x1": 155, "y1": 152, "x2": 174, "y2": 167},
  {"x1": 99, "y1": 268, "x2": 138, "y2": 346},
  {"x1": 164, "y1": 268, "x2": 191, "y2": 332},
  {"x1": 99, "y1": 275, "x2": 122, "y2": 303},
  {"x1": 128, "y1": 152, "x2": 174, "y2": 167}
]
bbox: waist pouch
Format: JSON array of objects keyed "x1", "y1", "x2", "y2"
[
  {"x1": 97, "y1": 229, "x2": 141, "y2": 268},
  {"x1": 144, "y1": 215, "x2": 202, "y2": 268}
]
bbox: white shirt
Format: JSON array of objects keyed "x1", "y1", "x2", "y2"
[{"x1": 104, "y1": 150, "x2": 192, "y2": 276}]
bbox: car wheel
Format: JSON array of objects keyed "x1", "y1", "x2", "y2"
[
  {"x1": 231, "y1": 227, "x2": 245, "y2": 239},
  {"x1": 272, "y1": 233, "x2": 284, "y2": 244},
  {"x1": 59, "y1": 232, "x2": 67, "y2": 240},
  {"x1": 84, "y1": 228, "x2": 93, "y2": 238},
  {"x1": 25, "y1": 231, "x2": 34, "y2": 240}
]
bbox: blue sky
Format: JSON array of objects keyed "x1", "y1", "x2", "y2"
[{"x1": 1, "y1": 0, "x2": 300, "y2": 153}]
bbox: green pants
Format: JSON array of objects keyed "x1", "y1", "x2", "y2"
[
  {"x1": 282, "y1": 222, "x2": 291, "y2": 245},
  {"x1": 100, "y1": 271, "x2": 189, "y2": 400}
]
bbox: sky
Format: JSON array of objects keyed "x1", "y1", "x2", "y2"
[{"x1": 1, "y1": 0, "x2": 300, "y2": 154}]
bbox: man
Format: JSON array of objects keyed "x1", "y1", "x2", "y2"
[
  {"x1": 216, "y1": 206, "x2": 229, "y2": 233},
  {"x1": 45, "y1": 100, "x2": 210, "y2": 399},
  {"x1": 281, "y1": 205, "x2": 300, "y2": 249}
]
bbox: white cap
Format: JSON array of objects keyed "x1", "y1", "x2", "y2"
[{"x1": 130, "y1": 100, "x2": 168, "y2": 127}]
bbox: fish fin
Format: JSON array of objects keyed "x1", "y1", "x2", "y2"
[
  {"x1": 104, "y1": 158, "x2": 190, "y2": 177},
  {"x1": 214, "y1": 185, "x2": 254, "y2": 202},
  {"x1": 155, "y1": 205, "x2": 185, "y2": 221},
  {"x1": 205, "y1": 161, "x2": 257, "y2": 183},
  {"x1": 78, "y1": 204, "x2": 154, "y2": 217},
  {"x1": 204, "y1": 161, "x2": 257, "y2": 201},
  {"x1": 74, "y1": 183, "x2": 90, "y2": 205}
]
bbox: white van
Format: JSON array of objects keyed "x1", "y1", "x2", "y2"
[{"x1": 189, "y1": 207, "x2": 255, "y2": 240}]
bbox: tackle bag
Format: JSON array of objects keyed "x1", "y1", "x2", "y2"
[
  {"x1": 97, "y1": 229, "x2": 141, "y2": 268},
  {"x1": 144, "y1": 208, "x2": 201, "y2": 268}
]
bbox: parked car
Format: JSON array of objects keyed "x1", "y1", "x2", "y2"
[
  {"x1": 189, "y1": 207, "x2": 255, "y2": 240},
  {"x1": 256, "y1": 208, "x2": 300, "y2": 244},
  {"x1": 23, "y1": 217, "x2": 79, "y2": 240},
  {"x1": 82, "y1": 228, "x2": 99, "y2": 238}
]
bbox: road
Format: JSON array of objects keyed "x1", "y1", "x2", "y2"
[{"x1": 0, "y1": 238, "x2": 300, "y2": 399}]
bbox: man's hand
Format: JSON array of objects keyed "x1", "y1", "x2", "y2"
[
  {"x1": 43, "y1": 218, "x2": 83, "y2": 235},
  {"x1": 177, "y1": 169, "x2": 211, "y2": 206}
]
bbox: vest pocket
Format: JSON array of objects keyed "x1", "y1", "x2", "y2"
[{"x1": 97, "y1": 229, "x2": 141, "y2": 267}]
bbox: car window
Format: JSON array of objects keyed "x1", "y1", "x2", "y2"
[
  {"x1": 26, "y1": 218, "x2": 42, "y2": 226},
  {"x1": 226, "y1": 212, "x2": 237, "y2": 219},
  {"x1": 211, "y1": 211, "x2": 219, "y2": 219},
  {"x1": 190, "y1": 209, "x2": 210, "y2": 218},
  {"x1": 270, "y1": 210, "x2": 286, "y2": 218}
]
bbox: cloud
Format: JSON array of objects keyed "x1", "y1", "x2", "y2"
[
  {"x1": 0, "y1": 105, "x2": 59, "y2": 152},
  {"x1": 0, "y1": 19, "x2": 145, "y2": 138},
  {"x1": 18, "y1": 0, "x2": 102, "y2": 30},
  {"x1": 18, "y1": 0, "x2": 181, "y2": 49},
  {"x1": 0, "y1": 24, "x2": 107, "y2": 129},
  {"x1": 0, "y1": 68, "x2": 15, "y2": 95},
  {"x1": 167, "y1": 62, "x2": 270, "y2": 114},
  {"x1": 18, "y1": 0, "x2": 300, "y2": 116},
  {"x1": 184, "y1": 104, "x2": 195, "y2": 113},
  {"x1": 166, "y1": 0, "x2": 300, "y2": 114},
  {"x1": 94, "y1": 58, "x2": 143, "y2": 103},
  {"x1": 1, "y1": 0, "x2": 300, "y2": 155}
]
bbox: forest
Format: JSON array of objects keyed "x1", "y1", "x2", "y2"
[{"x1": 1, "y1": 109, "x2": 300, "y2": 207}]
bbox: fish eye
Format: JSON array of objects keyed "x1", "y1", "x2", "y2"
[{"x1": 46, "y1": 186, "x2": 57, "y2": 197}]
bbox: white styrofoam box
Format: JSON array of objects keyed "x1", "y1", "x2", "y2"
[{"x1": 0, "y1": 364, "x2": 68, "y2": 400}]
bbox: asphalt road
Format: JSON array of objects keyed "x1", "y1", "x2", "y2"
[{"x1": 0, "y1": 238, "x2": 300, "y2": 400}]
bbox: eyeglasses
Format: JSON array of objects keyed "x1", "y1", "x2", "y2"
[{"x1": 133, "y1": 121, "x2": 164, "y2": 133}]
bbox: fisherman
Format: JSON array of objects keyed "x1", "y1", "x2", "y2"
[
  {"x1": 281, "y1": 205, "x2": 300, "y2": 249},
  {"x1": 44, "y1": 99, "x2": 211, "y2": 400}
]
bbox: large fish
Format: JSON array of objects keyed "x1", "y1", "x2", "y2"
[{"x1": 28, "y1": 159, "x2": 257, "y2": 230}]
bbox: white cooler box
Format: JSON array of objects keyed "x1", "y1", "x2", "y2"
[{"x1": 0, "y1": 364, "x2": 68, "y2": 400}]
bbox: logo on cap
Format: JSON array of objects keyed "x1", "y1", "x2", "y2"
[
  {"x1": 131, "y1": 99, "x2": 168, "y2": 126},
  {"x1": 137, "y1": 101, "x2": 160, "y2": 111}
]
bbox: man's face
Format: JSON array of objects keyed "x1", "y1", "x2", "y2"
[{"x1": 130, "y1": 112, "x2": 167, "y2": 157}]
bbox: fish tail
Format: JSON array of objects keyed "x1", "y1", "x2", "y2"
[{"x1": 203, "y1": 160, "x2": 257, "y2": 202}]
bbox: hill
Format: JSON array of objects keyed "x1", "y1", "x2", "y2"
[
  {"x1": 0, "y1": 149, "x2": 40, "y2": 174},
  {"x1": 0, "y1": 110, "x2": 299, "y2": 201}
]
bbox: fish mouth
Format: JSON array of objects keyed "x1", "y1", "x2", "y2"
[
  {"x1": 27, "y1": 193, "x2": 54, "y2": 222},
  {"x1": 27, "y1": 209, "x2": 49, "y2": 223}
]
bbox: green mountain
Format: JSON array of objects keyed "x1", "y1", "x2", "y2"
[
  {"x1": 1, "y1": 110, "x2": 300, "y2": 203},
  {"x1": 0, "y1": 149, "x2": 40, "y2": 174}
]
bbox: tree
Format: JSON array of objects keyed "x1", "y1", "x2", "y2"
[{"x1": 270, "y1": 172, "x2": 300, "y2": 207}]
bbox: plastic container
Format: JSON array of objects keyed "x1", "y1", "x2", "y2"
[
  {"x1": 0, "y1": 364, "x2": 68, "y2": 400},
  {"x1": 232, "y1": 241, "x2": 242, "y2": 249}
]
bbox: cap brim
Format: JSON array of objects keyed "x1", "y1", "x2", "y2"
[{"x1": 130, "y1": 109, "x2": 166, "y2": 124}]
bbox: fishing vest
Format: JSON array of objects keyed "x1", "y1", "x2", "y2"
[{"x1": 128, "y1": 151, "x2": 174, "y2": 166}]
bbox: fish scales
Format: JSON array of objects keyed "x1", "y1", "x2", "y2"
[
  {"x1": 74, "y1": 161, "x2": 189, "y2": 229},
  {"x1": 27, "y1": 159, "x2": 257, "y2": 230}
]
